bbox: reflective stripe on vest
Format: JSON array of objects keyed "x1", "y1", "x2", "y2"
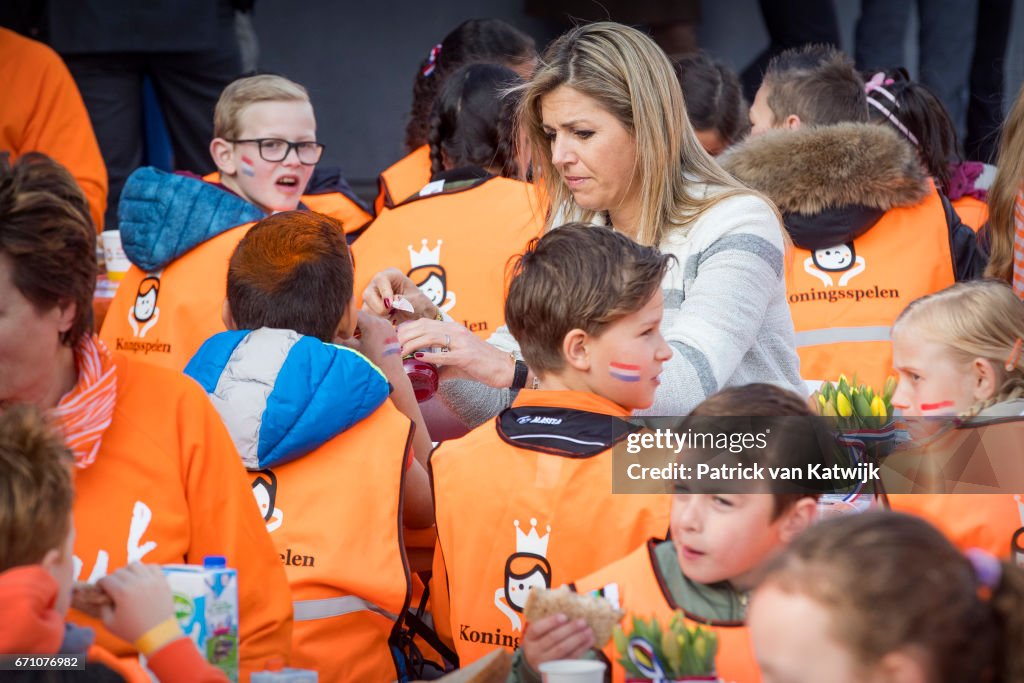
[
  {"x1": 794, "y1": 325, "x2": 892, "y2": 347},
  {"x1": 254, "y1": 400, "x2": 412, "y2": 682},
  {"x1": 293, "y1": 596, "x2": 399, "y2": 622},
  {"x1": 785, "y1": 182, "x2": 954, "y2": 388}
]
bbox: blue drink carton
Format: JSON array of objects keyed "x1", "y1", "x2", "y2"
[{"x1": 160, "y1": 555, "x2": 239, "y2": 681}]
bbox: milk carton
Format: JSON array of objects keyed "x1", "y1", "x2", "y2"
[{"x1": 161, "y1": 555, "x2": 240, "y2": 681}]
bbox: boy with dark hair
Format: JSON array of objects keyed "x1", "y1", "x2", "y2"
[
  {"x1": 516, "y1": 383, "x2": 823, "y2": 683},
  {"x1": 0, "y1": 404, "x2": 227, "y2": 682},
  {"x1": 724, "y1": 44, "x2": 984, "y2": 389},
  {"x1": 429, "y1": 224, "x2": 675, "y2": 666},
  {"x1": 185, "y1": 210, "x2": 433, "y2": 682},
  {"x1": 749, "y1": 44, "x2": 868, "y2": 134}
]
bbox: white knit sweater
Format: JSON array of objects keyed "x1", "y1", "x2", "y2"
[{"x1": 439, "y1": 186, "x2": 805, "y2": 424}]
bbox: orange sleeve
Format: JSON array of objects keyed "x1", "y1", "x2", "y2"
[
  {"x1": 177, "y1": 380, "x2": 294, "y2": 681},
  {"x1": 1, "y1": 30, "x2": 107, "y2": 230},
  {"x1": 146, "y1": 637, "x2": 230, "y2": 683}
]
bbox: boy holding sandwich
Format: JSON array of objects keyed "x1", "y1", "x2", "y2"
[
  {"x1": 429, "y1": 225, "x2": 675, "y2": 666},
  {"x1": 514, "y1": 384, "x2": 824, "y2": 683}
]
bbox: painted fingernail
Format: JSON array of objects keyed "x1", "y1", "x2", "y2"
[{"x1": 414, "y1": 352, "x2": 425, "y2": 358}]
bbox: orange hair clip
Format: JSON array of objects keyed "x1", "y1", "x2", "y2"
[{"x1": 1005, "y1": 337, "x2": 1023, "y2": 372}]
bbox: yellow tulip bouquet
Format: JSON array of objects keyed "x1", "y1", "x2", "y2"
[
  {"x1": 614, "y1": 613, "x2": 719, "y2": 682},
  {"x1": 811, "y1": 374, "x2": 896, "y2": 430},
  {"x1": 810, "y1": 376, "x2": 899, "y2": 510}
]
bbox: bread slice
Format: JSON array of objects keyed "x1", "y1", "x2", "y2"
[{"x1": 524, "y1": 586, "x2": 625, "y2": 647}]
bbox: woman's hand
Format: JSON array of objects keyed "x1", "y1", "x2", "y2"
[
  {"x1": 363, "y1": 268, "x2": 439, "y2": 323},
  {"x1": 522, "y1": 614, "x2": 595, "y2": 672},
  {"x1": 397, "y1": 318, "x2": 516, "y2": 388}
]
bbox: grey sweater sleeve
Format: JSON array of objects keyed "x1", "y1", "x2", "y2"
[
  {"x1": 435, "y1": 324, "x2": 520, "y2": 428},
  {"x1": 436, "y1": 379, "x2": 513, "y2": 429},
  {"x1": 638, "y1": 195, "x2": 801, "y2": 416}
]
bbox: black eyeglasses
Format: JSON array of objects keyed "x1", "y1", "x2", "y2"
[{"x1": 227, "y1": 138, "x2": 325, "y2": 165}]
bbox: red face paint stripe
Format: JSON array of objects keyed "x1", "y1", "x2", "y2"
[
  {"x1": 609, "y1": 362, "x2": 641, "y2": 371},
  {"x1": 920, "y1": 400, "x2": 955, "y2": 411},
  {"x1": 241, "y1": 155, "x2": 255, "y2": 164}
]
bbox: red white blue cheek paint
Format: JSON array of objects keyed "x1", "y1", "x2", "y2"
[
  {"x1": 609, "y1": 362, "x2": 642, "y2": 382},
  {"x1": 240, "y1": 155, "x2": 256, "y2": 177}
]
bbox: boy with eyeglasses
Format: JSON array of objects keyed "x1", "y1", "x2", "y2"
[{"x1": 100, "y1": 75, "x2": 370, "y2": 370}]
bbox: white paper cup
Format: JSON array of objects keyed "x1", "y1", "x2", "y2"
[
  {"x1": 538, "y1": 660, "x2": 607, "y2": 683},
  {"x1": 101, "y1": 230, "x2": 131, "y2": 281}
]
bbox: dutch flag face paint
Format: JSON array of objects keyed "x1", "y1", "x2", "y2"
[
  {"x1": 609, "y1": 362, "x2": 642, "y2": 382},
  {"x1": 383, "y1": 337, "x2": 402, "y2": 357},
  {"x1": 240, "y1": 155, "x2": 256, "y2": 177}
]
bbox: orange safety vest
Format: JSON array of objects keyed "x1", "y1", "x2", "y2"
[
  {"x1": 574, "y1": 540, "x2": 760, "y2": 683},
  {"x1": 252, "y1": 400, "x2": 414, "y2": 682},
  {"x1": 99, "y1": 223, "x2": 252, "y2": 372},
  {"x1": 786, "y1": 183, "x2": 954, "y2": 388},
  {"x1": 353, "y1": 175, "x2": 544, "y2": 339},
  {"x1": 202, "y1": 171, "x2": 372, "y2": 233},
  {"x1": 952, "y1": 195, "x2": 988, "y2": 232},
  {"x1": 430, "y1": 390, "x2": 672, "y2": 666},
  {"x1": 885, "y1": 417, "x2": 1024, "y2": 561},
  {"x1": 375, "y1": 145, "x2": 431, "y2": 213}
]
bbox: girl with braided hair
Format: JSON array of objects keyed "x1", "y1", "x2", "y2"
[
  {"x1": 373, "y1": 19, "x2": 536, "y2": 213},
  {"x1": 353, "y1": 63, "x2": 544, "y2": 361},
  {"x1": 886, "y1": 279, "x2": 1024, "y2": 559}
]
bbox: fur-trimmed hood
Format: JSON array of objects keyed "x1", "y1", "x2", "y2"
[{"x1": 720, "y1": 123, "x2": 931, "y2": 250}]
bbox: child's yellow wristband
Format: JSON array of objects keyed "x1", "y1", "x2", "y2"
[{"x1": 133, "y1": 617, "x2": 183, "y2": 657}]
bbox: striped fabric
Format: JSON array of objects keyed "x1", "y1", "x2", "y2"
[
  {"x1": 51, "y1": 335, "x2": 117, "y2": 468},
  {"x1": 1014, "y1": 187, "x2": 1024, "y2": 299}
]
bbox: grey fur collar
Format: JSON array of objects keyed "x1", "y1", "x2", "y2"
[{"x1": 719, "y1": 123, "x2": 929, "y2": 215}]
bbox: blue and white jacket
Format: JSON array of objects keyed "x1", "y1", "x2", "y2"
[{"x1": 185, "y1": 327, "x2": 390, "y2": 469}]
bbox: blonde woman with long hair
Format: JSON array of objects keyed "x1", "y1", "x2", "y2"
[
  {"x1": 983, "y1": 83, "x2": 1024, "y2": 296},
  {"x1": 365, "y1": 22, "x2": 803, "y2": 422},
  {"x1": 887, "y1": 279, "x2": 1024, "y2": 561}
]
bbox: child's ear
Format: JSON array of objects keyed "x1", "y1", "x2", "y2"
[
  {"x1": 210, "y1": 138, "x2": 237, "y2": 176},
  {"x1": 334, "y1": 297, "x2": 359, "y2": 342},
  {"x1": 784, "y1": 114, "x2": 802, "y2": 130},
  {"x1": 221, "y1": 299, "x2": 237, "y2": 331},
  {"x1": 562, "y1": 329, "x2": 590, "y2": 371},
  {"x1": 971, "y1": 357, "x2": 1000, "y2": 402},
  {"x1": 777, "y1": 497, "x2": 817, "y2": 544},
  {"x1": 40, "y1": 547, "x2": 62, "y2": 571}
]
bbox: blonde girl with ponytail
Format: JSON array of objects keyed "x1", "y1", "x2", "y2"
[
  {"x1": 886, "y1": 279, "x2": 1024, "y2": 559},
  {"x1": 890, "y1": 279, "x2": 1024, "y2": 419}
]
